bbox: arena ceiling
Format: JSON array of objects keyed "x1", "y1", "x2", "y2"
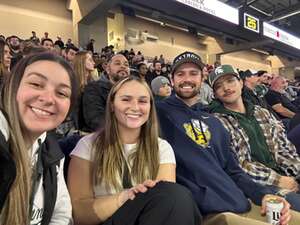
[{"x1": 221, "y1": 0, "x2": 300, "y2": 36}]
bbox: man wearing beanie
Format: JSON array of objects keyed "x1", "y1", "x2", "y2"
[
  {"x1": 208, "y1": 65, "x2": 300, "y2": 212},
  {"x1": 151, "y1": 76, "x2": 171, "y2": 102},
  {"x1": 156, "y1": 52, "x2": 294, "y2": 224}
]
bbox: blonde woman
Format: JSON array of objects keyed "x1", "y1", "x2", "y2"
[
  {"x1": 68, "y1": 76, "x2": 201, "y2": 225},
  {"x1": 0, "y1": 52, "x2": 78, "y2": 225}
]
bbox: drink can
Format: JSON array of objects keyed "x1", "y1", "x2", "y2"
[{"x1": 266, "y1": 198, "x2": 284, "y2": 225}]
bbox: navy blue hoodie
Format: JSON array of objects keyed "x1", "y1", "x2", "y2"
[{"x1": 156, "y1": 95, "x2": 273, "y2": 215}]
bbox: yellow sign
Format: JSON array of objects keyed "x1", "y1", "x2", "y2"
[{"x1": 244, "y1": 13, "x2": 259, "y2": 33}]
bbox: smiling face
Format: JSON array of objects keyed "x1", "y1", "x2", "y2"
[
  {"x1": 85, "y1": 53, "x2": 95, "y2": 72},
  {"x1": 172, "y1": 63, "x2": 202, "y2": 105},
  {"x1": 213, "y1": 74, "x2": 243, "y2": 106},
  {"x1": 16, "y1": 60, "x2": 71, "y2": 140},
  {"x1": 112, "y1": 80, "x2": 151, "y2": 134},
  {"x1": 106, "y1": 54, "x2": 130, "y2": 83}
]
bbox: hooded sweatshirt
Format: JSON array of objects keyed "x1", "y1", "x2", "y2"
[
  {"x1": 209, "y1": 100, "x2": 278, "y2": 171},
  {"x1": 156, "y1": 95, "x2": 273, "y2": 215}
]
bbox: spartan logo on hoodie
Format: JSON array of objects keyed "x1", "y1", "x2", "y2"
[{"x1": 183, "y1": 119, "x2": 211, "y2": 147}]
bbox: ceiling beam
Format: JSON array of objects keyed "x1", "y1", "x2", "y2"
[{"x1": 268, "y1": 2, "x2": 300, "y2": 22}]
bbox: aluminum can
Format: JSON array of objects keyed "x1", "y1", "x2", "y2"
[{"x1": 266, "y1": 198, "x2": 284, "y2": 225}]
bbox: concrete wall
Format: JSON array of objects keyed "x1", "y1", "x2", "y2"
[
  {"x1": 0, "y1": 0, "x2": 72, "y2": 41},
  {"x1": 123, "y1": 15, "x2": 207, "y2": 63}
]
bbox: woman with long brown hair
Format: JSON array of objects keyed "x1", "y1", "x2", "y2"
[
  {"x1": 0, "y1": 52, "x2": 78, "y2": 225},
  {"x1": 68, "y1": 76, "x2": 201, "y2": 225},
  {"x1": 0, "y1": 39, "x2": 12, "y2": 86},
  {"x1": 73, "y1": 50, "x2": 95, "y2": 93}
]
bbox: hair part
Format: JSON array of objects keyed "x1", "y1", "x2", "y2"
[{"x1": 92, "y1": 76, "x2": 160, "y2": 191}]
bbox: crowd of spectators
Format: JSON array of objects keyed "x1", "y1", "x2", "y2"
[{"x1": 1, "y1": 30, "x2": 300, "y2": 225}]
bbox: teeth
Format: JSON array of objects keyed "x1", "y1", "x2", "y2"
[
  {"x1": 126, "y1": 114, "x2": 140, "y2": 118},
  {"x1": 31, "y1": 107, "x2": 51, "y2": 116},
  {"x1": 182, "y1": 86, "x2": 193, "y2": 89}
]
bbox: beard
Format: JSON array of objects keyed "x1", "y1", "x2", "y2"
[{"x1": 110, "y1": 71, "x2": 129, "y2": 83}]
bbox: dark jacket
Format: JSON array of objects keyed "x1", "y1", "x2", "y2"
[
  {"x1": 81, "y1": 74, "x2": 112, "y2": 132},
  {"x1": 0, "y1": 133, "x2": 64, "y2": 225},
  {"x1": 156, "y1": 95, "x2": 273, "y2": 215}
]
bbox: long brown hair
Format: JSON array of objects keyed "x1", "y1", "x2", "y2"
[
  {"x1": 73, "y1": 51, "x2": 94, "y2": 93},
  {"x1": 0, "y1": 52, "x2": 78, "y2": 225},
  {"x1": 92, "y1": 76, "x2": 160, "y2": 191},
  {"x1": 0, "y1": 39, "x2": 10, "y2": 79}
]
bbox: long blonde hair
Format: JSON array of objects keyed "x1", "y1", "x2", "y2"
[
  {"x1": 0, "y1": 52, "x2": 78, "y2": 225},
  {"x1": 73, "y1": 51, "x2": 94, "y2": 93},
  {"x1": 92, "y1": 76, "x2": 160, "y2": 191}
]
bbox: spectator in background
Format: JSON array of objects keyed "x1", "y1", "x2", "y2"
[
  {"x1": 41, "y1": 31, "x2": 49, "y2": 42},
  {"x1": 241, "y1": 69, "x2": 271, "y2": 111},
  {"x1": 68, "y1": 76, "x2": 201, "y2": 225},
  {"x1": 137, "y1": 62, "x2": 148, "y2": 81},
  {"x1": 66, "y1": 38, "x2": 73, "y2": 48},
  {"x1": 159, "y1": 54, "x2": 165, "y2": 64},
  {"x1": 199, "y1": 65, "x2": 214, "y2": 105},
  {"x1": 81, "y1": 54, "x2": 130, "y2": 132},
  {"x1": 86, "y1": 39, "x2": 95, "y2": 53},
  {"x1": 73, "y1": 51, "x2": 95, "y2": 93},
  {"x1": 55, "y1": 36, "x2": 64, "y2": 49},
  {"x1": 29, "y1": 31, "x2": 40, "y2": 45},
  {"x1": 7, "y1": 35, "x2": 22, "y2": 69},
  {"x1": 0, "y1": 39, "x2": 12, "y2": 86},
  {"x1": 146, "y1": 61, "x2": 168, "y2": 85},
  {"x1": 65, "y1": 45, "x2": 79, "y2": 64},
  {"x1": 56, "y1": 51, "x2": 96, "y2": 137},
  {"x1": 41, "y1": 38, "x2": 54, "y2": 51},
  {"x1": 265, "y1": 76, "x2": 299, "y2": 121},
  {"x1": 0, "y1": 35, "x2": 5, "y2": 41},
  {"x1": 255, "y1": 70, "x2": 272, "y2": 97},
  {"x1": 151, "y1": 76, "x2": 172, "y2": 102}
]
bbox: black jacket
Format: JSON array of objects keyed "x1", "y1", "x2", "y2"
[
  {"x1": 81, "y1": 74, "x2": 112, "y2": 132},
  {"x1": 0, "y1": 133, "x2": 64, "y2": 225}
]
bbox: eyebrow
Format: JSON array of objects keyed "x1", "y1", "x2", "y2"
[
  {"x1": 26, "y1": 72, "x2": 72, "y2": 90},
  {"x1": 119, "y1": 95, "x2": 149, "y2": 99}
]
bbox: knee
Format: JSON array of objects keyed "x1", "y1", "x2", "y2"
[{"x1": 153, "y1": 181, "x2": 195, "y2": 205}]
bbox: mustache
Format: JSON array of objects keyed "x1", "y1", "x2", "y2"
[
  {"x1": 117, "y1": 70, "x2": 128, "y2": 74},
  {"x1": 179, "y1": 82, "x2": 195, "y2": 88},
  {"x1": 223, "y1": 90, "x2": 235, "y2": 96}
]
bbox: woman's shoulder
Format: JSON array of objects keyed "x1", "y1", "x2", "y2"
[
  {"x1": 70, "y1": 133, "x2": 98, "y2": 161},
  {"x1": 157, "y1": 137, "x2": 176, "y2": 164}
]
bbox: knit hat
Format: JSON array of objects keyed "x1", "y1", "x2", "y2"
[
  {"x1": 208, "y1": 65, "x2": 240, "y2": 88},
  {"x1": 151, "y1": 76, "x2": 170, "y2": 95},
  {"x1": 171, "y1": 51, "x2": 204, "y2": 75}
]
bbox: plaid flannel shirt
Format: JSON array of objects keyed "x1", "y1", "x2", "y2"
[{"x1": 214, "y1": 105, "x2": 300, "y2": 186}]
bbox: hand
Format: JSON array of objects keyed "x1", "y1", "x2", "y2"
[
  {"x1": 278, "y1": 176, "x2": 299, "y2": 192},
  {"x1": 261, "y1": 195, "x2": 291, "y2": 225},
  {"x1": 117, "y1": 180, "x2": 157, "y2": 207}
]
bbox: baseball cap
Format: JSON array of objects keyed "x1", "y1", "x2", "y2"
[
  {"x1": 239, "y1": 69, "x2": 258, "y2": 80},
  {"x1": 171, "y1": 51, "x2": 204, "y2": 75},
  {"x1": 208, "y1": 64, "x2": 240, "y2": 88},
  {"x1": 151, "y1": 76, "x2": 170, "y2": 95}
]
